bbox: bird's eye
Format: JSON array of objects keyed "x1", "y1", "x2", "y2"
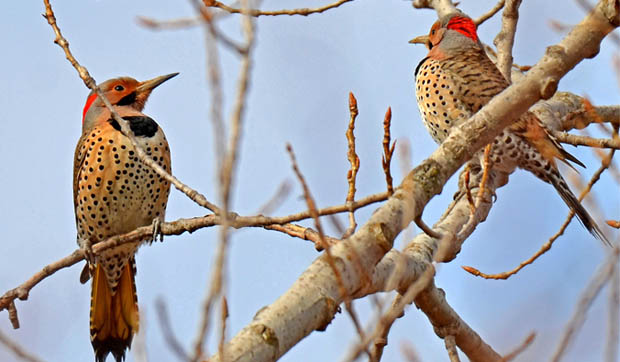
[
  {"x1": 114, "y1": 85, "x2": 124, "y2": 91},
  {"x1": 431, "y1": 29, "x2": 436, "y2": 35}
]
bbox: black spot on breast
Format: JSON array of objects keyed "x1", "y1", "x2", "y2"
[{"x1": 109, "y1": 116, "x2": 159, "y2": 138}]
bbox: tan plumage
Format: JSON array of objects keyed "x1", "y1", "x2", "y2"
[
  {"x1": 73, "y1": 73, "x2": 177, "y2": 361},
  {"x1": 411, "y1": 14, "x2": 608, "y2": 244}
]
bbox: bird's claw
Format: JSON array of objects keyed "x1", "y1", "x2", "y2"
[
  {"x1": 79, "y1": 237, "x2": 96, "y2": 265},
  {"x1": 150, "y1": 218, "x2": 163, "y2": 244}
]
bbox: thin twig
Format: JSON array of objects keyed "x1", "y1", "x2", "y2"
[
  {"x1": 0, "y1": 329, "x2": 43, "y2": 362},
  {"x1": 343, "y1": 92, "x2": 360, "y2": 239},
  {"x1": 444, "y1": 335, "x2": 460, "y2": 362},
  {"x1": 218, "y1": 296, "x2": 229, "y2": 361},
  {"x1": 203, "y1": 0, "x2": 354, "y2": 17},
  {"x1": 551, "y1": 248, "x2": 620, "y2": 362},
  {"x1": 191, "y1": 1, "x2": 255, "y2": 359},
  {"x1": 551, "y1": 130, "x2": 620, "y2": 149},
  {"x1": 257, "y1": 180, "x2": 292, "y2": 215},
  {"x1": 137, "y1": 16, "x2": 202, "y2": 30},
  {"x1": 463, "y1": 165, "x2": 476, "y2": 214},
  {"x1": 493, "y1": 0, "x2": 522, "y2": 82},
  {"x1": 382, "y1": 107, "x2": 396, "y2": 196},
  {"x1": 286, "y1": 143, "x2": 370, "y2": 358},
  {"x1": 474, "y1": 0, "x2": 506, "y2": 25},
  {"x1": 155, "y1": 298, "x2": 190, "y2": 361},
  {"x1": 264, "y1": 223, "x2": 340, "y2": 250},
  {"x1": 606, "y1": 262, "x2": 620, "y2": 362},
  {"x1": 475, "y1": 144, "x2": 493, "y2": 207},
  {"x1": 501, "y1": 332, "x2": 535, "y2": 362}
]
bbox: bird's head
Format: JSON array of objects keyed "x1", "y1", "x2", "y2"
[
  {"x1": 409, "y1": 13, "x2": 479, "y2": 53},
  {"x1": 82, "y1": 73, "x2": 179, "y2": 125}
]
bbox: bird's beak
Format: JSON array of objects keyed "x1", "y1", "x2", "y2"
[
  {"x1": 408, "y1": 35, "x2": 430, "y2": 45},
  {"x1": 136, "y1": 72, "x2": 179, "y2": 93}
]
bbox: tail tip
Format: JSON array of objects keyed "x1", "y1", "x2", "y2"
[{"x1": 93, "y1": 337, "x2": 131, "y2": 362}]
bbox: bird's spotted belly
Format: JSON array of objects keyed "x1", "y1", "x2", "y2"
[
  {"x1": 74, "y1": 124, "x2": 171, "y2": 288},
  {"x1": 415, "y1": 59, "x2": 470, "y2": 143}
]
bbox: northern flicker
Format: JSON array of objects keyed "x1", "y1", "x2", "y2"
[
  {"x1": 74, "y1": 73, "x2": 177, "y2": 361},
  {"x1": 409, "y1": 13, "x2": 609, "y2": 244}
]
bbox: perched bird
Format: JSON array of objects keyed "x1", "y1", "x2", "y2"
[
  {"x1": 74, "y1": 73, "x2": 177, "y2": 361},
  {"x1": 409, "y1": 13, "x2": 609, "y2": 244}
]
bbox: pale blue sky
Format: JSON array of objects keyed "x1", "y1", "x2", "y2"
[{"x1": 0, "y1": 1, "x2": 618, "y2": 361}]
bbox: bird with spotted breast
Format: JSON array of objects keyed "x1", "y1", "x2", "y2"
[
  {"x1": 409, "y1": 13, "x2": 609, "y2": 244},
  {"x1": 74, "y1": 73, "x2": 177, "y2": 361}
]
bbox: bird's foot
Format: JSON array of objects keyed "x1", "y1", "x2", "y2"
[
  {"x1": 78, "y1": 237, "x2": 96, "y2": 265},
  {"x1": 150, "y1": 218, "x2": 163, "y2": 244}
]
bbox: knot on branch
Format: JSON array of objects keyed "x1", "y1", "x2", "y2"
[
  {"x1": 602, "y1": 0, "x2": 620, "y2": 26},
  {"x1": 371, "y1": 222, "x2": 395, "y2": 253},
  {"x1": 251, "y1": 324, "x2": 279, "y2": 348},
  {"x1": 316, "y1": 297, "x2": 339, "y2": 331},
  {"x1": 540, "y1": 78, "x2": 558, "y2": 100}
]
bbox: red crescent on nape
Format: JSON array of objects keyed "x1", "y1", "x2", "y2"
[{"x1": 446, "y1": 16, "x2": 478, "y2": 42}]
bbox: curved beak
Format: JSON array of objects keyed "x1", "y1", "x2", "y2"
[
  {"x1": 137, "y1": 72, "x2": 179, "y2": 93},
  {"x1": 408, "y1": 35, "x2": 430, "y2": 45}
]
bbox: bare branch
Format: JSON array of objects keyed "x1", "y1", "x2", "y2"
[
  {"x1": 264, "y1": 223, "x2": 339, "y2": 250},
  {"x1": 137, "y1": 16, "x2": 202, "y2": 30},
  {"x1": 493, "y1": 0, "x2": 522, "y2": 82},
  {"x1": 606, "y1": 263, "x2": 620, "y2": 362},
  {"x1": 443, "y1": 335, "x2": 460, "y2": 362},
  {"x1": 343, "y1": 92, "x2": 361, "y2": 239},
  {"x1": 415, "y1": 283, "x2": 502, "y2": 361},
  {"x1": 474, "y1": 0, "x2": 505, "y2": 26},
  {"x1": 551, "y1": 248, "x2": 620, "y2": 362},
  {"x1": 411, "y1": 0, "x2": 458, "y2": 18},
  {"x1": 382, "y1": 107, "x2": 396, "y2": 196},
  {"x1": 475, "y1": 144, "x2": 493, "y2": 207},
  {"x1": 551, "y1": 130, "x2": 620, "y2": 149},
  {"x1": 0, "y1": 329, "x2": 43, "y2": 362},
  {"x1": 257, "y1": 180, "x2": 292, "y2": 215},
  {"x1": 155, "y1": 298, "x2": 190, "y2": 361},
  {"x1": 501, "y1": 332, "x2": 536, "y2": 362},
  {"x1": 203, "y1": 0, "x2": 354, "y2": 17},
  {"x1": 287, "y1": 143, "x2": 370, "y2": 357},
  {"x1": 192, "y1": 2, "x2": 255, "y2": 359}
]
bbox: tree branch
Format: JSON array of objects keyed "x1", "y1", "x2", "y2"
[{"x1": 203, "y1": 0, "x2": 354, "y2": 17}]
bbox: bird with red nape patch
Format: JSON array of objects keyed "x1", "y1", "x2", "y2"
[
  {"x1": 409, "y1": 13, "x2": 609, "y2": 245},
  {"x1": 74, "y1": 73, "x2": 178, "y2": 361}
]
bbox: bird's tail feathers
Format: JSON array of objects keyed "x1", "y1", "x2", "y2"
[
  {"x1": 90, "y1": 260, "x2": 139, "y2": 362},
  {"x1": 548, "y1": 173, "x2": 610, "y2": 246}
]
